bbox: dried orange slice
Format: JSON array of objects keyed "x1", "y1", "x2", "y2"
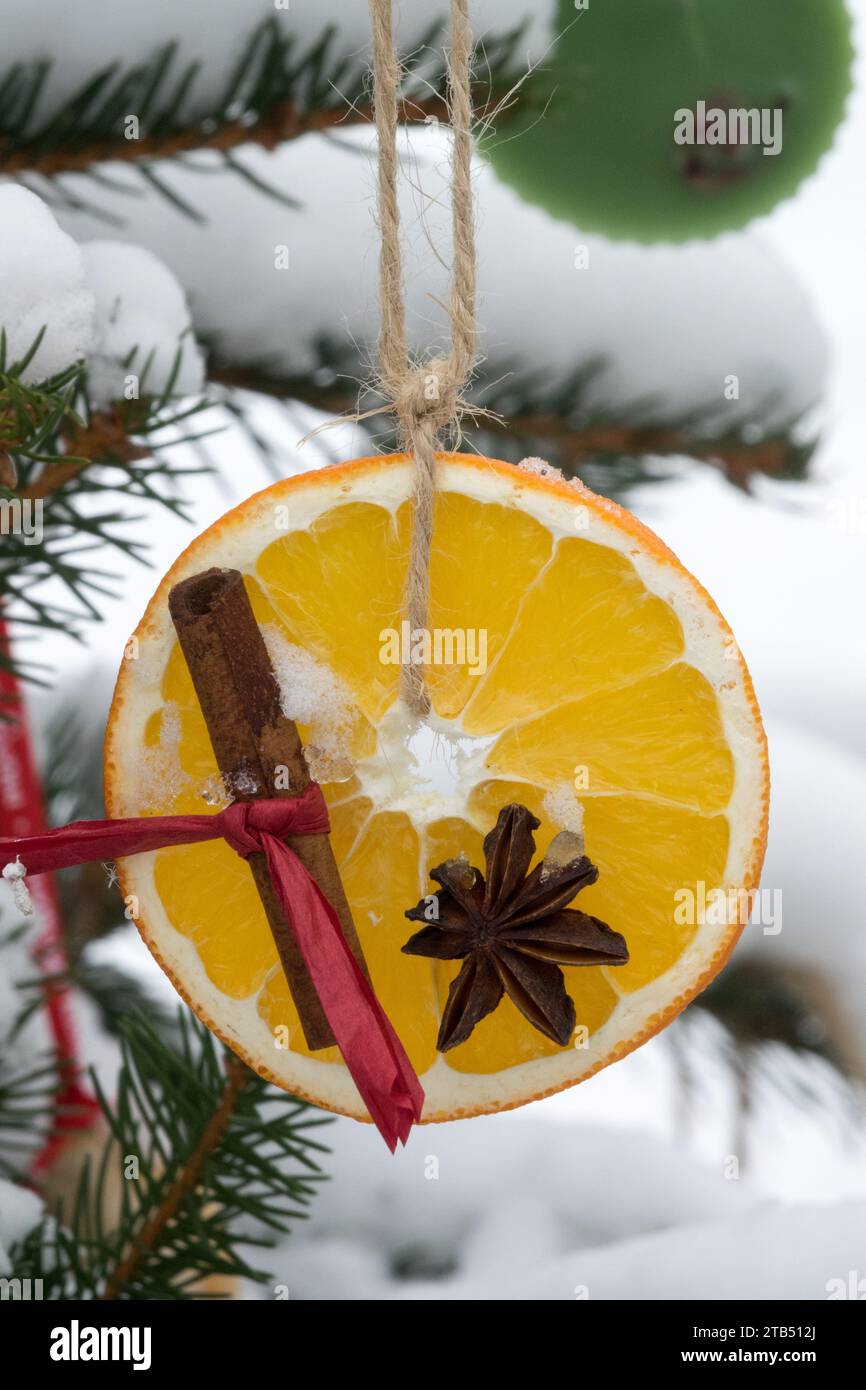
[{"x1": 105, "y1": 454, "x2": 768, "y2": 1121}]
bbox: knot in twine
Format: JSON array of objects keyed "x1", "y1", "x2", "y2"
[{"x1": 390, "y1": 356, "x2": 462, "y2": 436}]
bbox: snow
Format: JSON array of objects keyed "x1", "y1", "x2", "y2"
[
  {"x1": 518, "y1": 456, "x2": 578, "y2": 487},
  {"x1": 263, "y1": 626, "x2": 355, "y2": 781},
  {"x1": 0, "y1": 190, "x2": 204, "y2": 397},
  {"x1": 542, "y1": 783, "x2": 585, "y2": 839},
  {"x1": 52, "y1": 127, "x2": 828, "y2": 435},
  {"x1": 510, "y1": 1204, "x2": 866, "y2": 1302},
  {"x1": 0, "y1": 185, "x2": 93, "y2": 381},
  {"x1": 260, "y1": 1094, "x2": 866, "y2": 1300},
  {"x1": 80, "y1": 240, "x2": 205, "y2": 405},
  {"x1": 736, "y1": 718, "x2": 866, "y2": 1068},
  {"x1": 136, "y1": 700, "x2": 190, "y2": 810},
  {"x1": 632, "y1": 470, "x2": 866, "y2": 761}
]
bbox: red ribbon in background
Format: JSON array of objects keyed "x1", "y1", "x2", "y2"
[
  {"x1": 0, "y1": 615, "x2": 102, "y2": 1172},
  {"x1": 0, "y1": 781, "x2": 425, "y2": 1152}
]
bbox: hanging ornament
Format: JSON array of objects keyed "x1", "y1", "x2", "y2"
[
  {"x1": 92, "y1": 448, "x2": 769, "y2": 1124},
  {"x1": 2, "y1": 1, "x2": 769, "y2": 1142},
  {"x1": 483, "y1": 0, "x2": 853, "y2": 242}
]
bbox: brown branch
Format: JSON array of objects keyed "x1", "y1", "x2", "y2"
[
  {"x1": 0, "y1": 93, "x2": 469, "y2": 180},
  {"x1": 16, "y1": 406, "x2": 149, "y2": 500},
  {"x1": 99, "y1": 1054, "x2": 249, "y2": 1301},
  {"x1": 209, "y1": 366, "x2": 800, "y2": 488},
  {"x1": 7, "y1": 363, "x2": 797, "y2": 506},
  {"x1": 499, "y1": 413, "x2": 798, "y2": 489}
]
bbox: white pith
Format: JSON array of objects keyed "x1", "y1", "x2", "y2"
[{"x1": 106, "y1": 456, "x2": 768, "y2": 1122}]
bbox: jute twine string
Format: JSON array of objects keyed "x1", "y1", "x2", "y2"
[{"x1": 368, "y1": 0, "x2": 477, "y2": 717}]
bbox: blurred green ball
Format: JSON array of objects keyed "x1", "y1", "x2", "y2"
[{"x1": 483, "y1": 0, "x2": 854, "y2": 242}]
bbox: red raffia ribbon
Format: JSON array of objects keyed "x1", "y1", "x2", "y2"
[
  {"x1": 0, "y1": 783, "x2": 424, "y2": 1152},
  {"x1": 0, "y1": 617, "x2": 102, "y2": 1172}
]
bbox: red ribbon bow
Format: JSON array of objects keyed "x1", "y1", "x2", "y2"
[{"x1": 0, "y1": 783, "x2": 424, "y2": 1151}]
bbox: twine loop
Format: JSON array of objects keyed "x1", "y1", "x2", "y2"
[{"x1": 369, "y1": 0, "x2": 477, "y2": 717}]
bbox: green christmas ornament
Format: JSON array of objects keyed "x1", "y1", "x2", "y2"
[{"x1": 484, "y1": 0, "x2": 854, "y2": 242}]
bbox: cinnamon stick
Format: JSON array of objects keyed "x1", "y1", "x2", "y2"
[{"x1": 168, "y1": 567, "x2": 370, "y2": 1051}]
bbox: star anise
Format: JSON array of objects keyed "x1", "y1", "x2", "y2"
[{"x1": 403, "y1": 803, "x2": 628, "y2": 1052}]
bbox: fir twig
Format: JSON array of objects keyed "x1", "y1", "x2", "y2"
[
  {"x1": 0, "y1": 1055, "x2": 65, "y2": 1181},
  {"x1": 0, "y1": 19, "x2": 524, "y2": 217},
  {"x1": 99, "y1": 1053, "x2": 249, "y2": 1300},
  {"x1": 209, "y1": 346, "x2": 818, "y2": 498},
  {"x1": 9, "y1": 1012, "x2": 330, "y2": 1299},
  {"x1": 17, "y1": 405, "x2": 150, "y2": 500},
  {"x1": 0, "y1": 337, "x2": 213, "y2": 682}
]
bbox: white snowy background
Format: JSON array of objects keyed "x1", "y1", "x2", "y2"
[{"x1": 1, "y1": 1, "x2": 865, "y2": 1299}]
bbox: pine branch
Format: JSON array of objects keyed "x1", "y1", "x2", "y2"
[
  {"x1": 5, "y1": 93, "x2": 455, "y2": 177},
  {"x1": 210, "y1": 345, "x2": 818, "y2": 499},
  {"x1": 700, "y1": 959, "x2": 855, "y2": 1074},
  {"x1": 473, "y1": 385, "x2": 816, "y2": 494},
  {"x1": 0, "y1": 18, "x2": 524, "y2": 217},
  {"x1": 0, "y1": 920, "x2": 90, "y2": 1181},
  {"x1": 1, "y1": 341, "x2": 213, "y2": 682},
  {"x1": 9, "y1": 1011, "x2": 331, "y2": 1299},
  {"x1": 99, "y1": 1053, "x2": 249, "y2": 1301},
  {"x1": 16, "y1": 406, "x2": 149, "y2": 500},
  {"x1": 0, "y1": 1053, "x2": 65, "y2": 1182}
]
